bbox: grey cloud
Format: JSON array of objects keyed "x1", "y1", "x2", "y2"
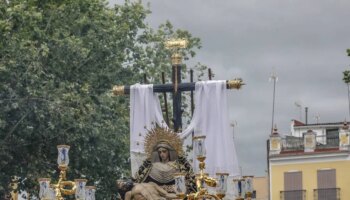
[{"x1": 110, "y1": 0, "x2": 350, "y2": 176}]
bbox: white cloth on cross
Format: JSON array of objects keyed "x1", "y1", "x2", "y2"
[
  {"x1": 130, "y1": 84, "x2": 166, "y2": 174},
  {"x1": 129, "y1": 81, "x2": 239, "y2": 177}
]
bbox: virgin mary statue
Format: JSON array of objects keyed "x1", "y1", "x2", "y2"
[{"x1": 120, "y1": 127, "x2": 196, "y2": 200}]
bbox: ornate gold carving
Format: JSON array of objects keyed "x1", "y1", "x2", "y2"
[
  {"x1": 50, "y1": 166, "x2": 76, "y2": 200},
  {"x1": 177, "y1": 193, "x2": 186, "y2": 199},
  {"x1": 193, "y1": 136, "x2": 206, "y2": 140},
  {"x1": 144, "y1": 127, "x2": 183, "y2": 157},
  {"x1": 165, "y1": 39, "x2": 188, "y2": 66},
  {"x1": 10, "y1": 177, "x2": 19, "y2": 200},
  {"x1": 203, "y1": 177, "x2": 217, "y2": 187},
  {"x1": 188, "y1": 194, "x2": 221, "y2": 200},
  {"x1": 198, "y1": 161, "x2": 205, "y2": 170},
  {"x1": 165, "y1": 39, "x2": 188, "y2": 49},
  {"x1": 216, "y1": 193, "x2": 225, "y2": 199},
  {"x1": 246, "y1": 191, "x2": 253, "y2": 198},
  {"x1": 112, "y1": 85, "x2": 125, "y2": 96},
  {"x1": 171, "y1": 53, "x2": 182, "y2": 65},
  {"x1": 59, "y1": 180, "x2": 76, "y2": 195},
  {"x1": 227, "y1": 78, "x2": 244, "y2": 90}
]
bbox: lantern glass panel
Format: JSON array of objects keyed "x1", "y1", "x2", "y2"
[
  {"x1": 244, "y1": 176, "x2": 254, "y2": 193},
  {"x1": 75, "y1": 179, "x2": 87, "y2": 200},
  {"x1": 174, "y1": 173, "x2": 186, "y2": 195},
  {"x1": 38, "y1": 178, "x2": 51, "y2": 199},
  {"x1": 57, "y1": 145, "x2": 70, "y2": 167},
  {"x1": 216, "y1": 173, "x2": 228, "y2": 194},
  {"x1": 193, "y1": 136, "x2": 206, "y2": 158},
  {"x1": 233, "y1": 178, "x2": 245, "y2": 198},
  {"x1": 85, "y1": 186, "x2": 96, "y2": 200},
  {"x1": 48, "y1": 186, "x2": 56, "y2": 200}
]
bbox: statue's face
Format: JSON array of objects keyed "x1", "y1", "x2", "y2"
[{"x1": 158, "y1": 147, "x2": 169, "y2": 162}]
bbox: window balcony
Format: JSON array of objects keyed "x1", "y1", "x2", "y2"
[
  {"x1": 280, "y1": 190, "x2": 306, "y2": 200},
  {"x1": 281, "y1": 136, "x2": 304, "y2": 151},
  {"x1": 313, "y1": 188, "x2": 340, "y2": 200},
  {"x1": 315, "y1": 135, "x2": 339, "y2": 150},
  {"x1": 281, "y1": 135, "x2": 339, "y2": 152}
]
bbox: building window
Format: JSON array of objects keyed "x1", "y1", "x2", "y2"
[
  {"x1": 314, "y1": 169, "x2": 340, "y2": 200},
  {"x1": 280, "y1": 171, "x2": 305, "y2": 200},
  {"x1": 326, "y1": 129, "x2": 339, "y2": 147}
]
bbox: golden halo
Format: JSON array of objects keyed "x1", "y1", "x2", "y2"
[{"x1": 144, "y1": 126, "x2": 183, "y2": 157}]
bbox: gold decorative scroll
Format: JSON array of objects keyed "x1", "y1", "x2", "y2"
[
  {"x1": 227, "y1": 78, "x2": 244, "y2": 90},
  {"x1": 164, "y1": 39, "x2": 188, "y2": 50},
  {"x1": 112, "y1": 85, "x2": 125, "y2": 96}
]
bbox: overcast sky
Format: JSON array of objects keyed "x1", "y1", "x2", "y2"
[{"x1": 110, "y1": 0, "x2": 350, "y2": 176}]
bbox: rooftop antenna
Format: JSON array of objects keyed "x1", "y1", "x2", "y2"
[
  {"x1": 314, "y1": 114, "x2": 320, "y2": 124},
  {"x1": 269, "y1": 68, "x2": 278, "y2": 134},
  {"x1": 295, "y1": 101, "x2": 303, "y2": 121},
  {"x1": 230, "y1": 120, "x2": 238, "y2": 139}
]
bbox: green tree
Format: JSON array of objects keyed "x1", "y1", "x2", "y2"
[{"x1": 0, "y1": 0, "x2": 204, "y2": 199}]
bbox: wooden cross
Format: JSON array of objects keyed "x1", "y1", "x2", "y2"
[{"x1": 112, "y1": 39, "x2": 244, "y2": 132}]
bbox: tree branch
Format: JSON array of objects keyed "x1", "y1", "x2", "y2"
[{"x1": 3, "y1": 110, "x2": 31, "y2": 142}]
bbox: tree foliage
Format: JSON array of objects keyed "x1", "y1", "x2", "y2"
[{"x1": 0, "y1": 0, "x2": 204, "y2": 199}]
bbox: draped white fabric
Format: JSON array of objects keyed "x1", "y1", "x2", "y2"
[
  {"x1": 130, "y1": 84, "x2": 166, "y2": 174},
  {"x1": 129, "y1": 81, "x2": 240, "y2": 177},
  {"x1": 190, "y1": 80, "x2": 239, "y2": 176}
]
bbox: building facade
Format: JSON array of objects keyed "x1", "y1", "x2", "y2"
[
  {"x1": 269, "y1": 120, "x2": 350, "y2": 200},
  {"x1": 253, "y1": 176, "x2": 269, "y2": 200}
]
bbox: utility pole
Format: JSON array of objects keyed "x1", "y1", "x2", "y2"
[
  {"x1": 347, "y1": 83, "x2": 350, "y2": 119},
  {"x1": 343, "y1": 70, "x2": 350, "y2": 119},
  {"x1": 230, "y1": 121, "x2": 237, "y2": 139},
  {"x1": 269, "y1": 69, "x2": 278, "y2": 134}
]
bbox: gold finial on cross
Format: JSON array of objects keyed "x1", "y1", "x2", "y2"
[
  {"x1": 165, "y1": 38, "x2": 188, "y2": 49},
  {"x1": 164, "y1": 38, "x2": 188, "y2": 65}
]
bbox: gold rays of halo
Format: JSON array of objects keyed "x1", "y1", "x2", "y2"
[{"x1": 144, "y1": 126, "x2": 183, "y2": 158}]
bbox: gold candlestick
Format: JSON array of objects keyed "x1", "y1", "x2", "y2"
[{"x1": 38, "y1": 145, "x2": 94, "y2": 200}]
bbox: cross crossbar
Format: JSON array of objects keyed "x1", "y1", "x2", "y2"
[{"x1": 112, "y1": 79, "x2": 244, "y2": 95}]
